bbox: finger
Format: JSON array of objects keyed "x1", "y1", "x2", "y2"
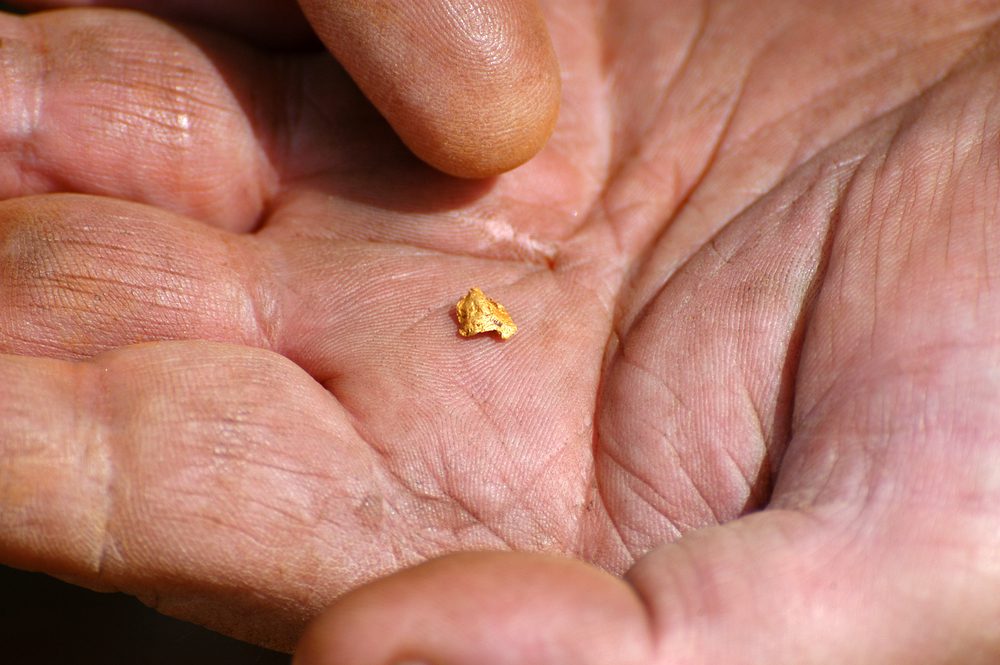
[
  {"x1": 0, "y1": 340, "x2": 390, "y2": 651},
  {"x1": 633, "y1": 511, "x2": 1000, "y2": 664},
  {"x1": 295, "y1": 552, "x2": 653, "y2": 665},
  {"x1": 0, "y1": 191, "x2": 553, "y2": 369},
  {"x1": 0, "y1": 9, "x2": 281, "y2": 231},
  {"x1": 296, "y1": 512, "x2": 1000, "y2": 665},
  {"x1": 0, "y1": 194, "x2": 272, "y2": 359},
  {"x1": 296, "y1": 0, "x2": 561, "y2": 178},
  {"x1": 0, "y1": 8, "x2": 484, "y2": 230},
  {"x1": 0, "y1": 191, "x2": 606, "y2": 598},
  {"x1": 3, "y1": 0, "x2": 314, "y2": 47}
]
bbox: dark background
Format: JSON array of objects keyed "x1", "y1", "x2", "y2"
[{"x1": 0, "y1": 565, "x2": 290, "y2": 664}]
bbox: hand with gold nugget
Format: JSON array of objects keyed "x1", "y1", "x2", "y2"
[{"x1": 2, "y1": 1, "x2": 1000, "y2": 663}]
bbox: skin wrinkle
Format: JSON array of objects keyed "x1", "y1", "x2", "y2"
[
  {"x1": 0, "y1": 29, "x2": 33, "y2": 142},
  {"x1": 777, "y1": 26, "x2": 986, "y2": 173},
  {"x1": 581, "y1": 386, "x2": 631, "y2": 560},
  {"x1": 600, "y1": 1, "x2": 797, "y2": 273},
  {"x1": 590, "y1": 116, "x2": 882, "y2": 558},
  {"x1": 610, "y1": 70, "x2": 748, "y2": 324},
  {"x1": 441, "y1": 1, "x2": 512, "y2": 66},
  {"x1": 600, "y1": 435, "x2": 684, "y2": 537},
  {"x1": 25, "y1": 14, "x2": 44, "y2": 146},
  {"x1": 724, "y1": 14, "x2": 990, "y2": 176},
  {"x1": 944, "y1": 101, "x2": 986, "y2": 270},
  {"x1": 0, "y1": 19, "x2": 46, "y2": 194},
  {"x1": 864, "y1": 153, "x2": 901, "y2": 357},
  {"x1": 735, "y1": 386, "x2": 767, "y2": 491},
  {"x1": 275, "y1": 214, "x2": 559, "y2": 267},
  {"x1": 0, "y1": 217, "x2": 259, "y2": 355},
  {"x1": 593, "y1": 332, "x2": 688, "y2": 534},
  {"x1": 315, "y1": 381, "x2": 481, "y2": 553},
  {"x1": 426, "y1": 331, "x2": 582, "y2": 549},
  {"x1": 596, "y1": 367, "x2": 689, "y2": 553},
  {"x1": 593, "y1": 452, "x2": 657, "y2": 562},
  {"x1": 604, "y1": 18, "x2": 996, "y2": 344},
  {"x1": 764, "y1": 162, "x2": 876, "y2": 513},
  {"x1": 742, "y1": 161, "x2": 861, "y2": 491},
  {"x1": 600, "y1": 0, "x2": 708, "y2": 172},
  {"x1": 75, "y1": 359, "x2": 115, "y2": 582},
  {"x1": 781, "y1": 82, "x2": 1000, "y2": 519},
  {"x1": 436, "y1": 479, "x2": 519, "y2": 552},
  {"x1": 234, "y1": 237, "x2": 283, "y2": 354},
  {"x1": 145, "y1": 358, "x2": 348, "y2": 572}
]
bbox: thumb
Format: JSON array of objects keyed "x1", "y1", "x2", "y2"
[
  {"x1": 296, "y1": 0, "x2": 560, "y2": 178},
  {"x1": 293, "y1": 551, "x2": 652, "y2": 665},
  {"x1": 293, "y1": 511, "x2": 1000, "y2": 664}
]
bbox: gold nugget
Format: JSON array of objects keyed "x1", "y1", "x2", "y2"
[{"x1": 455, "y1": 287, "x2": 518, "y2": 340}]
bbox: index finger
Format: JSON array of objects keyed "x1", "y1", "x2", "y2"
[{"x1": 297, "y1": 0, "x2": 561, "y2": 178}]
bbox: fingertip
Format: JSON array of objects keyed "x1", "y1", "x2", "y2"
[
  {"x1": 420, "y1": 63, "x2": 561, "y2": 180},
  {"x1": 404, "y1": 16, "x2": 562, "y2": 180},
  {"x1": 299, "y1": 0, "x2": 561, "y2": 179},
  {"x1": 294, "y1": 552, "x2": 650, "y2": 665}
]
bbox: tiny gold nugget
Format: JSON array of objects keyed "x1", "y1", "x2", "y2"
[{"x1": 455, "y1": 287, "x2": 518, "y2": 340}]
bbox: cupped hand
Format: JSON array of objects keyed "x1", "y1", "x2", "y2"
[{"x1": 3, "y1": 1, "x2": 1000, "y2": 660}]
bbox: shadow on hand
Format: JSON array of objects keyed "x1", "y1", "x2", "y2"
[{"x1": 186, "y1": 26, "x2": 498, "y2": 220}]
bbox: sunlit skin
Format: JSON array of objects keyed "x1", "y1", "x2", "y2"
[{"x1": 1, "y1": 2, "x2": 1000, "y2": 662}]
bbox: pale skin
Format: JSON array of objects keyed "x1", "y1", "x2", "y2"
[{"x1": 1, "y1": 1, "x2": 999, "y2": 663}]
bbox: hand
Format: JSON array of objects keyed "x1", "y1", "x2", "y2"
[
  {"x1": 3, "y1": 1, "x2": 1000, "y2": 661},
  {"x1": 6, "y1": 0, "x2": 560, "y2": 177}
]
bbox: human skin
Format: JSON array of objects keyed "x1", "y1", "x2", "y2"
[
  {"x1": 8, "y1": 0, "x2": 561, "y2": 176},
  {"x1": 1, "y1": 1, "x2": 1000, "y2": 661}
]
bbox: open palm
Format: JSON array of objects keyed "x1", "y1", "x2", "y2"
[{"x1": 4, "y1": 2, "x2": 1000, "y2": 660}]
